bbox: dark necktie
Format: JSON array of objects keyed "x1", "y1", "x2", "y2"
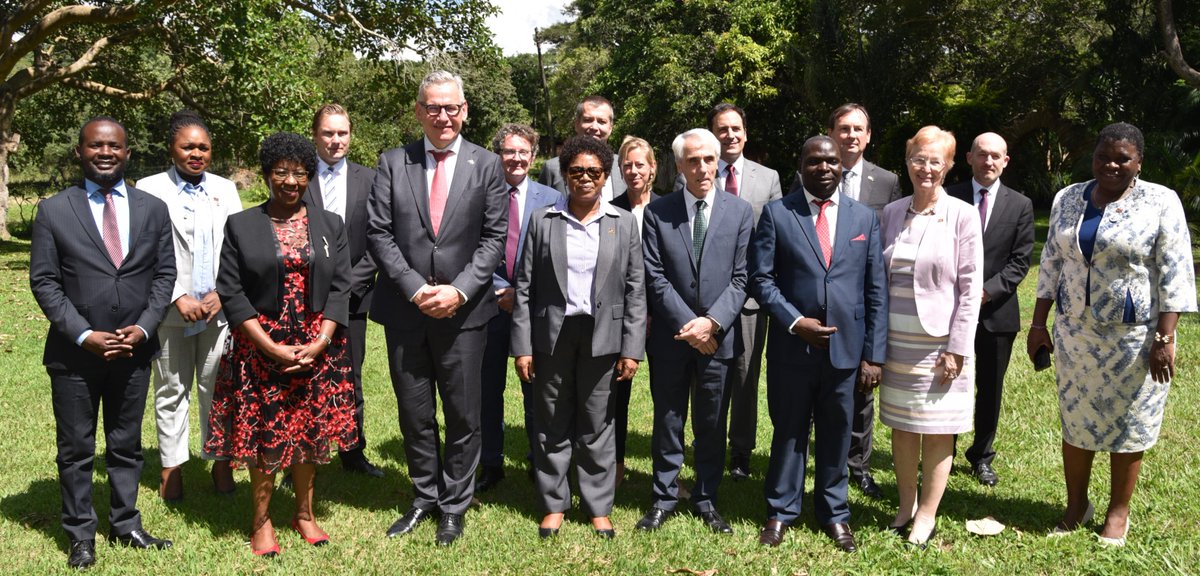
[
  {"x1": 813, "y1": 199, "x2": 832, "y2": 267},
  {"x1": 505, "y1": 186, "x2": 520, "y2": 280},
  {"x1": 725, "y1": 165, "x2": 739, "y2": 196},
  {"x1": 978, "y1": 187, "x2": 989, "y2": 232},
  {"x1": 429, "y1": 150, "x2": 452, "y2": 235},
  {"x1": 102, "y1": 188, "x2": 123, "y2": 267},
  {"x1": 693, "y1": 199, "x2": 708, "y2": 264}
]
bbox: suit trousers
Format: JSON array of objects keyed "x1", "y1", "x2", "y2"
[
  {"x1": 480, "y1": 310, "x2": 539, "y2": 468},
  {"x1": 153, "y1": 322, "x2": 228, "y2": 467},
  {"x1": 848, "y1": 387, "x2": 874, "y2": 480},
  {"x1": 339, "y1": 312, "x2": 370, "y2": 455},
  {"x1": 51, "y1": 362, "x2": 151, "y2": 541},
  {"x1": 965, "y1": 327, "x2": 1016, "y2": 466},
  {"x1": 649, "y1": 349, "x2": 731, "y2": 513},
  {"x1": 763, "y1": 356, "x2": 855, "y2": 525},
  {"x1": 385, "y1": 324, "x2": 486, "y2": 515},
  {"x1": 532, "y1": 315, "x2": 617, "y2": 517},
  {"x1": 725, "y1": 308, "x2": 767, "y2": 458}
]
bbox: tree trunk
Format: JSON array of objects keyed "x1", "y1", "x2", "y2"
[{"x1": 0, "y1": 103, "x2": 17, "y2": 242}]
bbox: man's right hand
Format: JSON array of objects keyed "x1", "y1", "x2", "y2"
[
  {"x1": 175, "y1": 294, "x2": 206, "y2": 323},
  {"x1": 82, "y1": 330, "x2": 133, "y2": 360},
  {"x1": 791, "y1": 317, "x2": 837, "y2": 349}
]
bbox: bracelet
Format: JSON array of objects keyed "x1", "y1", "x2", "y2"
[
  {"x1": 1029, "y1": 325, "x2": 1047, "y2": 331},
  {"x1": 1155, "y1": 332, "x2": 1175, "y2": 345},
  {"x1": 317, "y1": 333, "x2": 332, "y2": 346}
]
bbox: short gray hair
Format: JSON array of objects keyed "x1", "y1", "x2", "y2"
[
  {"x1": 491, "y1": 123, "x2": 540, "y2": 156},
  {"x1": 672, "y1": 128, "x2": 720, "y2": 163},
  {"x1": 417, "y1": 70, "x2": 465, "y2": 102}
]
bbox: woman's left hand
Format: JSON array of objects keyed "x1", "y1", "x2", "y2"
[
  {"x1": 1150, "y1": 341, "x2": 1175, "y2": 383},
  {"x1": 283, "y1": 338, "x2": 328, "y2": 374},
  {"x1": 616, "y1": 358, "x2": 639, "y2": 381},
  {"x1": 935, "y1": 352, "x2": 964, "y2": 385}
]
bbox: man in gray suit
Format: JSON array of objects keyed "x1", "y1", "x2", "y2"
[
  {"x1": 708, "y1": 103, "x2": 782, "y2": 481},
  {"x1": 368, "y1": 71, "x2": 508, "y2": 546},
  {"x1": 308, "y1": 103, "x2": 383, "y2": 478},
  {"x1": 538, "y1": 95, "x2": 626, "y2": 202},
  {"x1": 827, "y1": 103, "x2": 901, "y2": 499},
  {"x1": 636, "y1": 129, "x2": 753, "y2": 534}
]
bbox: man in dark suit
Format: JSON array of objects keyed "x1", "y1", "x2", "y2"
[
  {"x1": 368, "y1": 70, "x2": 507, "y2": 546},
  {"x1": 309, "y1": 103, "x2": 383, "y2": 478},
  {"x1": 750, "y1": 136, "x2": 887, "y2": 552},
  {"x1": 476, "y1": 123, "x2": 560, "y2": 492},
  {"x1": 706, "y1": 103, "x2": 783, "y2": 482},
  {"x1": 946, "y1": 132, "x2": 1034, "y2": 487},
  {"x1": 827, "y1": 103, "x2": 901, "y2": 499},
  {"x1": 635, "y1": 129, "x2": 753, "y2": 534},
  {"x1": 538, "y1": 95, "x2": 626, "y2": 202},
  {"x1": 30, "y1": 117, "x2": 177, "y2": 569}
]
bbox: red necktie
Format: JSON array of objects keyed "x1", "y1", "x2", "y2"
[
  {"x1": 102, "y1": 188, "x2": 123, "y2": 267},
  {"x1": 429, "y1": 150, "x2": 453, "y2": 235},
  {"x1": 505, "y1": 186, "x2": 520, "y2": 280},
  {"x1": 725, "y1": 165, "x2": 739, "y2": 196},
  {"x1": 813, "y1": 199, "x2": 831, "y2": 267}
]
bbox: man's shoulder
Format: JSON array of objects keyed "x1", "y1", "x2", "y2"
[
  {"x1": 944, "y1": 180, "x2": 973, "y2": 199},
  {"x1": 744, "y1": 158, "x2": 780, "y2": 178},
  {"x1": 528, "y1": 180, "x2": 559, "y2": 199},
  {"x1": 348, "y1": 160, "x2": 377, "y2": 177},
  {"x1": 864, "y1": 160, "x2": 900, "y2": 181}
]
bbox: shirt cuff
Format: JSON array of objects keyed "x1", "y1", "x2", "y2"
[
  {"x1": 455, "y1": 287, "x2": 468, "y2": 305},
  {"x1": 136, "y1": 325, "x2": 149, "y2": 341},
  {"x1": 788, "y1": 315, "x2": 805, "y2": 334},
  {"x1": 76, "y1": 329, "x2": 93, "y2": 346},
  {"x1": 410, "y1": 285, "x2": 427, "y2": 302},
  {"x1": 704, "y1": 315, "x2": 722, "y2": 333}
]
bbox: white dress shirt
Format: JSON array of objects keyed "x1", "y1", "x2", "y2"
[
  {"x1": 423, "y1": 135, "x2": 463, "y2": 199},
  {"x1": 716, "y1": 156, "x2": 746, "y2": 194},
  {"x1": 841, "y1": 158, "x2": 865, "y2": 202},
  {"x1": 684, "y1": 185, "x2": 717, "y2": 241},
  {"x1": 317, "y1": 157, "x2": 348, "y2": 220}
]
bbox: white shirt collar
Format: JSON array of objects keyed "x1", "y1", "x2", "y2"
[
  {"x1": 684, "y1": 183, "x2": 717, "y2": 206},
  {"x1": 424, "y1": 135, "x2": 462, "y2": 155},
  {"x1": 802, "y1": 188, "x2": 841, "y2": 206},
  {"x1": 972, "y1": 178, "x2": 999, "y2": 195},
  {"x1": 718, "y1": 155, "x2": 745, "y2": 177},
  {"x1": 84, "y1": 178, "x2": 128, "y2": 197},
  {"x1": 846, "y1": 158, "x2": 865, "y2": 177},
  {"x1": 318, "y1": 157, "x2": 347, "y2": 175}
]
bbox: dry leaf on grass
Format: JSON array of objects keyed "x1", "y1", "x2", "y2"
[
  {"x1": 965, "y1": 516, "x2": 1006, "y2": 536},
  {"x1": 667, "y1": 568, "x2": 717, "y2": 576}
]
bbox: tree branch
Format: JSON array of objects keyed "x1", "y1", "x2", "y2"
[
  {"x1": 9, "y1": 27, "x2": 144, "y2": 99},
  {"x1": 1157, "y1": 0, "x2": 1200, "y2": 89},
  {"x1": 281, "y1": 0, "x2": 411, "y2": 55},
  {"x1": 0, "y1": 0, "x2": 55, "y2": 56},
  {"x1": 62, "y1": 76, "x2": 173, "y2": 101}
]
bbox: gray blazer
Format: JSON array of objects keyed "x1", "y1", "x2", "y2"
[
  {"x1": 510, "y1": 202, "x2": 646, "y2": 360},
  {"x1": 857, "y1": 160, "x2": 903, "y2": 216},
  {"x1": 539, "y1": 154, "x2": 627, "y2": 201}
]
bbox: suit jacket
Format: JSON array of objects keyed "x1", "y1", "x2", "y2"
[
  {"x1": 494, "y1": 180, "x2": 561, "y2": 289},
  {"x1": 30, "y1": 183, "x2": 177, "y2": 371},
  {"x1": 137, "y1": 168, "x2": 243, "y2": 328},
  {"x1": 880, "y1": 194, "x2": 983, "y2": 357},
  {"x1": 539, "y1": 154, "x2": 627, "y2": 200},
  {"x1": 858, "y1": 160, "x2": 903, "y2": 216},
  {"x1": 216, "y1": 197, "x2": 351, "y2": 328},
  {"x1": 367, "y1": 138, "x2": 508, "y2": 331},
  {"x1": 510, "y1": 202, "x2": 646, "y2": 360},
  {"x1": 642, "y1": 189, "x2": 753, "y2": 360},
  {"x1": 308, "y1": 160, "x2": 378, "y2": 315},
  {"x1": 947, "y1": 180, "x2": 1034, "y2": 333},
  {"x1": 750, "y1": 192, "x2": 888, "y2": 369}
]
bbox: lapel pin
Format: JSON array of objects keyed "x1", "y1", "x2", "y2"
[
  {"x1": 607, "y1": 227, "x2": 615, "y2": 235},
  {"x1": 867, "y1": 175, "x2": 876, "y2": 182},
  {"x1": 468, "y1": 159, "x2": 475, "y2": 165},
  {"x1": 322, "y1": 235, "x2": 330, "y2": 257}
]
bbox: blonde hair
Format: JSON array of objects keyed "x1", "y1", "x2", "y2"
[
  {"x1": 905, "y1": 125, "x2": 956, "y2": 171},
  {"x1": 618, "y1": 135, "x2": 657, "y2": 183}
]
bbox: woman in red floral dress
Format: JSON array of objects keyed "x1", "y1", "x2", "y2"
[{"x1": 208, "y1": 132, "x2": 356, "y2": 557}]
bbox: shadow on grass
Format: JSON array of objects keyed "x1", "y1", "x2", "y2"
[{"x1": 0, "y1": 478, "x2": 71, "y2": 552}]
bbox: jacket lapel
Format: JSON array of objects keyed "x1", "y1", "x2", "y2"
[
  {"x1": 68, "y1": 186, "x2": 115, "y2": 268},
  {"x1": 549, "y1": 214, "x2": 569, "y2": 298},
  {"x1": 404, "y1": 143, "x2": 434, "y2": 240},
  {"x1": 126, "y1": 188, "x2": 145, "y2": 261},
  {"x1": 699, "y1": 190, "x2": 726, "y2": 267},
  {"x1": 789, "y1": 194, "x2": 826, "y2": 270},
  {"x1": 438, "y1": 143, "x2": 472, "y2": 237},
  {"x1": 828, "y1": 197, "x2": 853, "y2": 272},
  {"x1": 594, "y1": 212, "x2": 618, "y2": 298},
  {"x1": 674, "y1": 193, "x2": 698, "y2": 272}
]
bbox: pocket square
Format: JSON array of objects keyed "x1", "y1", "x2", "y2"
[{"x1": 851, "y1": 233, "x2": 866, "y2": 241}]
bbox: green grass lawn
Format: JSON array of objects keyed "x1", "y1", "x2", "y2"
[{"x1": 1, "y1": 212, "x2": 1199, "y2": 574}]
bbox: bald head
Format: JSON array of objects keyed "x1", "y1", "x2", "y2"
[{"x1": 967, "y1": 132, "x2": 1009, "y2": 187}]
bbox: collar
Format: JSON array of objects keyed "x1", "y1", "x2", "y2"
[
  {"x1": 550, "y1": 195, "x2": 621, "y2": 223},
  {"x1": 318, "y1": 158, "x2": 347, "y2": 175},
  {"x1": 507, "y1": 176, "x2": 529, "y2": 195},
  {"x1": 171, "y1": 168, "x2": 208, "y2": 194},
  {"x1": 972, "y1": 178, "x2": 999, "y2": 195},
  {"x1": 424, "y1": 135, "x2": 462, "y2": 156},
  {"x1": 718, "y1": 155, "x2": 745, "y2": 176},
  {"x1": 85, "y1": 178, "x2": 128, "y2": 198},
  {"x1": 802, "y1": 188, "x2": 841, "y2": 207},
  {"x1": 846, "y1": 158, "x2": 865, "y2": 176},
  {"x1": 684, "y1": 183, "x2": 717, "y2": 206}
]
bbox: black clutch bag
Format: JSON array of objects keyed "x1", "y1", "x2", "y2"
[{"x1": 1033, "y1": 346, "x2": 1052, "y2": 372}]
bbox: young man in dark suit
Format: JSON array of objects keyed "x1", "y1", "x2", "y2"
[{"x1": 30, "y1": 117, "x2": 177, "y2": 569}]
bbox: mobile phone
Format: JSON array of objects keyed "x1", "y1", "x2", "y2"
[{"x1": 1033, "y1": 346, "x2": 1052, "y2": 372}]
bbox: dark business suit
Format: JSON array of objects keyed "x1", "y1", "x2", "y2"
[
  {"x1": 642, "y1": 189, "x2": 753, "y2": 512},
  {"x1": 749, "y1": 191, "x2": 887, "y2": 526},
  {"x1": 947, "y1": 180, "x2": 1034, "y2": 467},
  {"x1": 308, "y1": 160, "x2": 377, "y2": 456},
  {"x1": 510, "y1": 202, "x2": 646, "y2": 516},
  {"x1": 480, "y1": 180, "x2": 560, "y2": 469},
  {"x1": 539, "y1": 154, "x2": 626, "y2": 200},
  {"x1": 367, "y1": 137, "x2": 507, "y2": 515},
  {"x1": 29, "y1": 182, "x2": 176, "y2": 541}
]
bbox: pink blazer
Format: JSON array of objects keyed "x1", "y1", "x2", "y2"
[{"x1": 880, "y1": 193, "x2": 984, "y2": 357}]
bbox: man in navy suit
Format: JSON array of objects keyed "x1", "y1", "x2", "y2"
[
  {"x1": 476, "y1": 123, "x2": 560, "y2": 492},
  {"x1": 635, "y1": 129, "x2": 753, "y2": 534},
  {"x1": 30, "y1": 117, "x2": 177, "y2": 569},
  {"x1": 750, "y1": 136, "x2": 887, "y2": 552}
]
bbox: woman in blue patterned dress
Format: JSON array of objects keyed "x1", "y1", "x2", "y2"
[{"x1": 1028, "y1": 122, "x2": 1196, "y2": 546}]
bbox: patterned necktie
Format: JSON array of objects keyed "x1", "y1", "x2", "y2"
[
  {"x1": 840, "y1": 169, "x2": 855, "y2": 201},
  {"x1": 323, "y1": 165, "x2": 343, "y2": 221},
  {"x1": 813, "y1": 199, "x2": 832, "y2": 267},
  {"x1": 978, "y1": 187, "x2": 989, "y2": 232},
  {"x1": 725, "y1": 165, "x2": 739, "y2": 196},
  {"x1": 505, "y1": 186, "x2": 520, "y2": 280},
  {"x1": 429, "y1": 150, "x2": 453, "y2": 235},
  {"x1": 102, "y1": 188, "x2": 123, "y2": 267},
  {"x1": 693, "y1": 199, "x2": 708, "y2": 264}
]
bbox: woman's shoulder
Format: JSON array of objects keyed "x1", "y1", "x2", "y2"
[{"x1": 133, "y1": 171, "x2": 173, "y2": 195}]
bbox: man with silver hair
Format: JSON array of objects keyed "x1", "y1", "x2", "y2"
[
  {"x1": 635, "y1": 128, "x2": 754, "y2": 534},
  {"x1": 368, "y1": 70, "x2": 508, "y2": 546}
]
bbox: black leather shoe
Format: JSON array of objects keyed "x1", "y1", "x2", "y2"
[
  {"x1": 386, "y1": 507, "x2": 433, "y2": 538},
  {"x1": 594, "y1": 528, "x2": 616, "y2": 539},
  {"x1": 854, "y1": 474, "x2": 884, "y2": 500},
  {"x1": 538, "y1": 527, "x2": 558, "y2": 539},
  {"x1": 635, "y1": 507, "x2": 673, "y2": 531},
  {"x1": 886, "y1": 519, "x2": 913, "y2": 538},
  {"x1": 341, "y1": 452, "x2": 385, "y2": 478},
  {"x1": 758, "y1": 519, "x2": 787, "y2": 547},
  {"x1": 698, "y1": 509, "x2": 733, "y2": 534},
  {"x1": 435, "y1": 513, "x2": 465, "y2": 546},
  {"x1": 822, "y1": 522, "x2": 857, "y2": 553},
  {"x1": 109, "y1": 529, "x2": 172, "y2": 550},
  {"x1": 475, "y1": 465, "x2": 506, "y2": 493},
  {"x1": 67, "y1": 539, "x2": 95, "y2": 569},
  {"x1": 729, "y1": 454, "x2": 751, "y2": 482},
  {"x1": 973, "y1": 462, "x2": 998, "y2": 487}
]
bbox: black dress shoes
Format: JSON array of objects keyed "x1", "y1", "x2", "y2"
[
  {"x1": 854, "y1": 474, "x2": 884, "y2": 500},
  {"x1": 822, "y1": 522, "x2": 858, "y2": 553},
  {"x1": 435, "y1": 513, "x2": 465, "y2": 546},
  {"x1": 110, "y1": 529, "x2": 173, "y2": 550},
  {"x1": 67, "y1": 539, "x2": 95, "y2": 569},
  {"x1": 635, "y1": 507, "x2": 673, "y2": 531},
  {"x1": 475, "y1": 465, "x2": 506, "y2": 493},
  {"x1": 341, "y1": 452, "x2": 385, "y2": 478},
  {"x1": 729, "y1": 454, "x2": 751, "y2": 482},
  {"x1": 698, "y1": 509, "x2": 733, "y2": 534},
  {"x1": 386, "y1": 507, "x2": 433, "y2": 538},
  {"x1": 758, "y1": 519, "x2": 787, "y2": 547},
  {"x1": 973, "y1": 462, "x2": 999, "y2": 487}
]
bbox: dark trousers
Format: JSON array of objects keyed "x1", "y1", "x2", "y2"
[
  {"x1": 763, "y1": 356, "x2": 855, "y2": 525},
  {"x1": 725, "y1": 307, "x2": 767, "y2": 460},
  {"x1": 50, "y1": 362, "x2": 151, "y2": 541},
  {"x1": 480, "y1": 311, "x2": 538, "y2": 468},
  {"x1": 847, "y1": 388, "x2": 874, "y2": 480},
  {"x1": 384, "y1": 325, "x2": 486, "y2": 515},
  {"x1": 339, "y1": 312, "x2": 369, "y2": 457},
  {"x1": 965, "y1": 327, "x2": 1016, "y2": 466},
  {"x1": 649, "y1": 348, "x2": 730, "y2": 513}
]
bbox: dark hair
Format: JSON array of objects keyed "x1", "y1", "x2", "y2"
[
  {"x1": 258, "y1": 132, "x2": 317, "y2": 180},
  {"x1": 827, "y1": 103, "x2": 871, "y2": 132},
  {"x1": 707, "y1": 102, "x2": 746, "y2": 131},
  {"x1": 311, "y1": 103, "x2": 352, "y2": 134},
  {"x1": 574, "y1": 95, "x2": 614, "y2": 121},
  {"x1": 78, "y1": 115, "x2": 127, "y2": 145},
  {"x1": 558, "y1": 135, "x2": 613, "y2": 176},
  {"x1": 492, "y1": 123, "x2": 540, "y2": 156},
  {"x1": 1096, "y1": 122, "x2": 1144, "y2": 159},
  {"x1": 167, "y1": 110, "x2": 209, "y2": 149}
]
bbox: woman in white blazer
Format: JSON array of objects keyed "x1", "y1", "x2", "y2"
[{"x1": 137, "y1": 111, "x2": 243, "y2": 501}]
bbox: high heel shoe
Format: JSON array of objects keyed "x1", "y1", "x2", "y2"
[
  {"x1": 1050, "y1": 501, "x2": 1095, "y2": 537},
  {"x1": 592, "y1": 517, "x2": 615, "y2": 539},
  {"x1": 290, "y1": 518, "x2": 330, "y2": 547},
  {"x1": 887, "y1": 519, "x2": 913, "y2": 538},
  {"x1": 251, "y1": 527, "x2": 280, "y2": 558},
  {"x1": 1097, "y1": 516, "x2": 1130, "y2": 547},
  {"x1": 539, "y1": 513, "x2": 564, "y2": 540},
  {"x1": 906, "y1": 522, "x2": 937, "y2": 550}
]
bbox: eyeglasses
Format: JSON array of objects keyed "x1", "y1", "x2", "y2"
[
  {"x1": 271, "y1": 169, "x2": 310, "y2": 181},
  {"x1": 567, "y1": 166, "x2": 605, "y2": 180},
  {"x1": 907, "y1": 157, "x2": 946, "y2": 170},
  {"x1": 419, "y1": 102, "x2": 465, "y2": 117},
  {"x1": 500, "y1": 148, "x2": 532, "y2": 159}
]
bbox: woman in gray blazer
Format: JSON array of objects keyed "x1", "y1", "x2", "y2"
[{"x1": 512, "y1": 136, "x2": 647, "y2": 539}]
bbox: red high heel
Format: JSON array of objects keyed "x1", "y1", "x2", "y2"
[
  {"x1": 291, "y1": 518, "x2": 330, "y2": 546},
  {"x1": 251, "y1": 528, "x2": 280, "y2": 558}
]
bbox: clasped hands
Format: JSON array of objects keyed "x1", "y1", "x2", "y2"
[
  {"x1": 82, "y1": 326, "x2": 146, "y2": 360},
  {"x1": 415, "y1": 284, "x2": 464, "y2": 319},
  {"x1": 675, "y1": 316, "x2": 718, "y2": 355},
  {"x1": 265, "y1": 335, "x2": 331, "y2": 374},
  {"x1": 175, "y1": 292, "x2": 221, "y2": 323}
]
